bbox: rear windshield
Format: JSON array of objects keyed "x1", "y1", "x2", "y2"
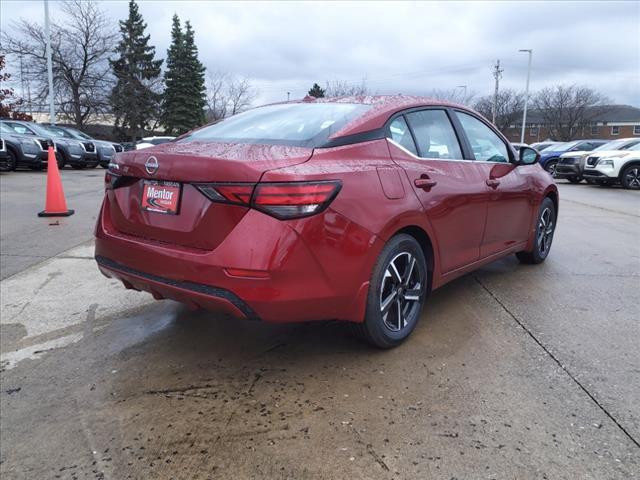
[{"x1": 179, "y1": 103, "x2": 371, "y2": 148}]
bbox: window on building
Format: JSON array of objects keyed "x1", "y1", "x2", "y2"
[
  {"x1": 611, "y1": 126, "x2": 620, "y2": 136},
  {"x1": 591, "y1": 125, "x2": 599, "y2": 135},
  {"x1": 530, "y1": 126, "x2": 539, "y2": 137},
  {"x1": 634, "y1": 125, "x2": 640, "y2": 136}
]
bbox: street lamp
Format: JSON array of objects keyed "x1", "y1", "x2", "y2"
[
  {"x1": 519, "y1": 49, "x2": 533, "y2": 144},
  {"x1": 456, "y1": 85, "x2": 467, "y2": 103},
  {"x1": 44, "y1": 0, "x2": 56, "y2": 124}
]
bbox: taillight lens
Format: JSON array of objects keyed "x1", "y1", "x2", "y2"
[
  {"x1": 194, "y1": 180, "x2": 342, "y2": 219},
  {"x1": 253, "y1": 181, "x2": 342, "y2": 219}
]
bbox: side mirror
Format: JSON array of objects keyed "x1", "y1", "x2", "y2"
[{"x1": 518, "y1": 146, "x2": 539, "y2": 165}]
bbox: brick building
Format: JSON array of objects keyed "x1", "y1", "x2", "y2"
[{"x1": 505, "y1": 104, "x2": 640, "y2": 143}]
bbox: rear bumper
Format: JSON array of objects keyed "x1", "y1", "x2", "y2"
[
  {"x1": 96, "y1": 255, "x2": 259, "y2": 319},
  {"x1": 94, "y1": 198, "x2": 380, "y2": 323}
]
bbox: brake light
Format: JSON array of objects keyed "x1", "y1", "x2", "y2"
[
  {"x1": 253, "y1": 181, "x2": 342, "y2": 219},
  {"x1": 194, "y1": 180, "x2": 342, "y2": 219}
]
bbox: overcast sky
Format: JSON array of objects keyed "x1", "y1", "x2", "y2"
[{"x1": 1, "y1": 0, "x2": 639, "y2": 107}]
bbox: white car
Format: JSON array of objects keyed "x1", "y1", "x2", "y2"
[
  {"x1": 583, "y1": 143, "x2": 640, "y2": 189},
  {"x1": 135, "y1": 136, "x2": 175, "y2": 150}
]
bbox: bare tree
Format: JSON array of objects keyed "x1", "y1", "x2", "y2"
[
  {"x1": 474, "y1": 89, "x2": 524, "y2": 133},
  {"x1": 532, "y1": 85, "x2": 609, "y2": 141},
  {"x1": 325, "y1": 78, "x2": 370, "y2": 97},
  {"x1": 1, "y1": 0, "x2": 116, "y2": 128},
  {"x1": 428, "y1": 88, "x2": 476, "y2": 107},
  {"x1": 205, "y1": 71, "x2": 257, "y2": 121}
]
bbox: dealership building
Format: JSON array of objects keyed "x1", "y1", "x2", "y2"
[{"x1": 506, "y1": 104, "x2": 640, "y2": 143}]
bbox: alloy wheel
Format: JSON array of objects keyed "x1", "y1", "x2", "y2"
[
  {"x1": 380, "y1": 252, "x2": 424, "y2": 332},
  {"x1": 624, "y1": 167, "x2": 640, "y2": 189},
  {"x1": 536, "y1": 207, "x2": 554, "y2": 256}
]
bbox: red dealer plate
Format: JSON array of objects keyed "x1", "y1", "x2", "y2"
[{"x1": 141, "y1": 180, "x2": 182, "y2": 215}]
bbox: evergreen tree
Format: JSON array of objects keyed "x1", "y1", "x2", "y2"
[
  {"x1": 160, "y1": 15, "x2": 187, "y2": 134},
  {"x1": 110, "y1": 0, "x2": 162, "y2": 142},
  {"x1": 308, "y1": 83, "x2": 325, "y2": 98},
  {"x1": 183, "y1": 21, "x2": 207, "y2": 128},
  {"x1": 160, "y1": 17, "x2": 206, "y2": 134}
]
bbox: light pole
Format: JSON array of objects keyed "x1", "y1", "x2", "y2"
[
  {"x1": 44, "y1": 0, "x2": 55, "y2": 124},
  {"x1": 287, "y1": 92, "x2": 290, "y2": 102},
  {"x1": 519, "y1": 49, "x2": 533, "y2": 144},
  {"x1": 456, "y1": 85, "x2": 467, "y2": 103}
]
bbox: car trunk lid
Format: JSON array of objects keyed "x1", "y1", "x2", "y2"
[{"x1": 106, "y1": 141, "x2": 312, "y2": 250}]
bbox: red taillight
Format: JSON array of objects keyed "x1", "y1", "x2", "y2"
[
  {"x1": 253, "y1": 181, "x2": 341, "y2": 219},
  {"x1": 194, "y1": 180, "x2": 341, "y2": 219}
]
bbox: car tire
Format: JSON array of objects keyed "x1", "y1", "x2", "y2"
[
  {"x1": 585, "y1": 178, "x2": 596, "y2": 185},
  {"x1": 352, "y1": 234, "x2": 428, "y2": 349},
  {"x1": 545, "y1": 160, "x2": 558, "y2": 177},
  {"x1": 100, "y1": 163, "x2": 109, "y2": 169},
  {"x1": 567, "y1": 176, "x2": 582, "y2": 184},
  {"x1": 87, "y1": 161, "x2": 99, "y2": 169},
  {"x1": 57, "y1": 154, "x2": 65, "y2": 170},
  {"x1": 516, "y1": 197, "x2": 556, "y2": 265},
  {"x1": 2, "y1": 149, "x2": 18, "y2": 171},
  {"x1": 621, "y1": 164, "x2": 640, "y2": 190},
  {"x1": 71, "y1": 164, "x2": 86, "y2": 170}
]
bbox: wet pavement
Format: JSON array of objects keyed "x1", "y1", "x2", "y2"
[{"x1": 1, "y1": 174, "x2": 639, "y2": 479}]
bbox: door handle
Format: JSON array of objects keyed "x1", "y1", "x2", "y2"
[
  {"x1": 414, "y1": 178, "x2": 438, "y2": 190},
  {"x1": 486, "y1": 179, "x2": 500, "y2": 189}
]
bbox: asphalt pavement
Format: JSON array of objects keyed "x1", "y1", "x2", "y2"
[{"x1": 0, "y1": 169, "x2": 638, "y2": 479}]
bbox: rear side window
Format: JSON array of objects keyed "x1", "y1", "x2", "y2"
[
  {"x1": 181, "y1": 103, "x2": 371, "y2": 148},
  {"x1": 405, "y1": 110, "x2": 463, "y2": 160},
  {"x1": 388, "y1": 116, "x2": 418, "y2": 155},
  {"x1": 456, "y1": 112, "x2": 509, "y2": 163}
]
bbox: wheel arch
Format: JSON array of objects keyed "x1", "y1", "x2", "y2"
[
  {"x1": 618, "y1": 160, "x2": 640, "y2": 180},
  {"x1": 393, "y1": 225, "x2": 435, "y2": 293},
  {"x1": 545, "y1": 188, "x2": 559, "y2": 216}
]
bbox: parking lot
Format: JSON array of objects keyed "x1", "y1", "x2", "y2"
[{"x1": 0, "y1": 169, "x2": 638, "y2": 479}]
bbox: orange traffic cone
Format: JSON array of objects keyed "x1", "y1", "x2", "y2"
[{"x1": 38, "y1": 142, "x2": 74, "y2": 217}]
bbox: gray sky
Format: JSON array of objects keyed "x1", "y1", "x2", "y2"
[{"x1": 1, "y1": 0, "x2": 639, "y2": 107}]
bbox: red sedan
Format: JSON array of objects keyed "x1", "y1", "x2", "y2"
[{"x1": 95, "y1": 96, "x2": 558, "y2": 348}]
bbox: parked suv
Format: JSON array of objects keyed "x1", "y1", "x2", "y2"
[
  {"x1": 538, "y1": 139, "x2": 607, "y2": 176},
  {"x1": 0, "y1": 121, "x2": 60, "y2": 170},
  {"x1": 95, "y1": 96, "x2": 558, "y2": 348},
  {"x1": 583, "y1": 143, "x2": 640, "y2": 189},
  {"x1": 555, "y1": 138, "x2": 640, "y2": 183},
  {"x1": 0, "y1": 138, "x2": 9, "y2": 171},
  {"x1": 44, "y1": 125, "x2": 124, "y2": 168},
  {"x1": 38, "y1": 124, "x2": 99, "y2": 169}
]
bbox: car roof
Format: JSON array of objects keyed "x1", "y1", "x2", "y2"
[{"x1": 277, "y1": 95, "x2": 473, "y2": 138}]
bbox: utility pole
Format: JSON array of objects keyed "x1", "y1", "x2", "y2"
[
  {"x1": 19, "y1": 55, "x2": 27, "y2": 114},
  {"x1": 519, "y1": 49, "x2": 533, "y2": 144},
  {"x1": 287, "y1": 92, "x2": 290, "y2": 102},
  {"x1": 44, "y1": 0, "x2": 56, "y2": 124},
  {"x1": 491, "y1": 59, "x2": 503, "y2": 125}
]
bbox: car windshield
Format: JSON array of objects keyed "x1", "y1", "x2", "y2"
[
  {"x1": 23, "y1": 123, "x2": 63, "y2": 138},
  {"x1": 536, "y1": 142, "x2": 559, "y2": 151},
  {"x1": 628, "y1": 143, "x2": 640, "y2": 151},
  {"x1": 180, "y1": 103, "x2": 371, "y2": 148},
  {"x1": 594, "y1": 139, "x2": 639, "y2": 151},
  {"x1": 64, "y1": 127, "x2": 92, "y2": 140},
  {"x1": 553, "y1": 141, "x2": 581, "y2": 152}
]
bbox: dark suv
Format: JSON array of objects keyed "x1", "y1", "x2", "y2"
[
  {"x1": 0, "y1": 121, "x2": 60, "y2": 170},
  {"x1": 30, "y1": 123, "x2": 99, "y2": 169},
  {"x1": 43, "y1": 124, "x2": 123, "y2": 168}
]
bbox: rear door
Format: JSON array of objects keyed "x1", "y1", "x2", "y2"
[
  {"x1": 387, "y1": 109, "x2": 488, "y2": 273},
  {"x1": 453, "y1": 110, "x2": 534, "y2": 257}
]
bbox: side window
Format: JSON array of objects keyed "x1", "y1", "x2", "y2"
[
  {"x1": 388, "y1": 116, "x2": 418, "y2": 155},
  {"x1": 405, "y1": 110, "x2": 463, "y2": 160},
  {"x1": 456, "y1": 112, "x2": 509, "y2": 163},
  {"x1": 7, "y1": 123, "x2": 34, "y2": 136}
]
